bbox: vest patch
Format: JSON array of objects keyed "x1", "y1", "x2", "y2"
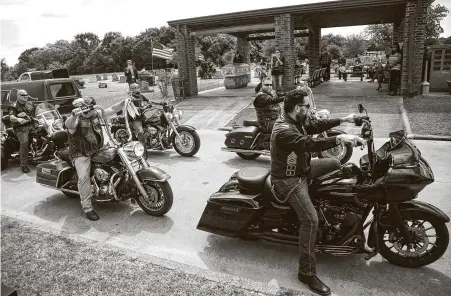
[{"x1": 286, "y1": 151, "x2": 297, "y2": 176}]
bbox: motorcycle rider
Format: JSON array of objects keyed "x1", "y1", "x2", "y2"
[
  {"x1": 8, "y1": 89, "x2": 36, "y2": 173},
  {"x1": 270, "y1": 88, "x2": 365, "y2": 295},
  {"x1": 253, "y1": 78, "x2": 285, "y2": 133},
  {"x1": 65, "y1": 97, "x2": 127, "y2": 221}
]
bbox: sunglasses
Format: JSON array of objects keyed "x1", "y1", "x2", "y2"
[
  {"x1": 18, "y1": 94, "x2": 28, "y2": 97},
  {"x1": 263, "y1": 84, "x2": 272, "y2": 86},
  {"x1": 297, "y1": 104, "x2": 310, "y2": 109}
]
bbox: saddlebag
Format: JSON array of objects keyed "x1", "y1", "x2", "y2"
[
  {"x1": 197, "y1": 191, "x2": 263, "y2": 237},
  {"x1": 224, "y1": 126, "x2": 259, "y2": 149},
  {"x1": 36, "y1": 159, "x2": 74, "y2": 188}
]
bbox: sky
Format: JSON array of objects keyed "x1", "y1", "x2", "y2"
[{"x1": 1, "y1": 0, "x2": 451, "y2": 65}]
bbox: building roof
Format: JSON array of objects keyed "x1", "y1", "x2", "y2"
[{"x1": 167, "y1": 0, "x2": 409, "y2": 34}]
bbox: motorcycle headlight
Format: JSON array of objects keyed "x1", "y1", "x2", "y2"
[
  {"x1": 52, "y1": 119, "x2": 64, "y2": 130},
  {"x1": 123, "y1": 141, "x2": 145, "y2": 159}
]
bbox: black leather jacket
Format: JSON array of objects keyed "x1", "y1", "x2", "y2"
[{"x1": 270, "y1": 113, "x2": 341, "y2": 179}]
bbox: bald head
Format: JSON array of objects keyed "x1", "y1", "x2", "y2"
[{"x1": 16, "y1": 89, "x2": 28, "y2": 103}]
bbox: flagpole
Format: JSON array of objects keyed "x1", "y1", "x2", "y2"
[{"x1": 151, "y1": 38, "x2": 154, "y2": 73}]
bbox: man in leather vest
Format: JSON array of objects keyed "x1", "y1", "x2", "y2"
[
  {"x1": 270, "y1": 89, "x2": 365, "y2": 295},
  {"x1": 65, "y1": 97, "x2": 127, "y2": 221},
  {"x1": 253, "y1": 78, "x2": 284, "y2": 133},
  {"x1": 8, "y1": 89, "x2": 36, "y2": 173}
]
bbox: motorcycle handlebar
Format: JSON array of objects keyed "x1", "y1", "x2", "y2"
[{"x1": 354, "y1": 116, "x2": 369, "y2": 127}]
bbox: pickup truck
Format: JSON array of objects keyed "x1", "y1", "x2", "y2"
[
  {"x1": 1, "y1": 77, "x2": 82, "y2": 116},
  {"x1": 16, "y1": 68, "x2": 70, "y2": 82}
]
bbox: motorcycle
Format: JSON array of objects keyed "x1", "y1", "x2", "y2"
[
  {"x1": 197, "y1": 104, "x2": 449, "y2": 268},
  {"x1": 1, "y1": 101, "x2": 66, "y2": 169},
  {"x1": 221, "y1": 86, "x2": 353, "y2": 164},
  {"x1": 110, "y1": 99, "x2": 201, "y2": 157},
  {"x1": 35, "y1": 97, "x2": 173, "y2": 216}
]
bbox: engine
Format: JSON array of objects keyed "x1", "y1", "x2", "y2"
[
  {"x1": 317, "y1": 203, "x2": 364, "y2": 245},
  {"x1": 144, "y1": 125, "x2": 161, "y2": 149},
  {"x1": 93, "y1": 166, "x2": 111, "y2": 196}
]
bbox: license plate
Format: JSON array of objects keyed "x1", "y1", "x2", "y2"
[{"x1": 41, "y1": 168, "x2": 52, "y2": 174}]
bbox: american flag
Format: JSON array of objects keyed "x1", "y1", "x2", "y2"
[{"x1": 152, "y1": 41, "x2": 174, "y2": 60}]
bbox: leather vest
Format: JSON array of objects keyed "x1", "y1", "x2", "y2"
[
  {"x1": 68, "y1": 115, "x2": 103, "y2": 160},
  {"x1": 254, "y1": 93, "x2": 281, "y2": 125}
]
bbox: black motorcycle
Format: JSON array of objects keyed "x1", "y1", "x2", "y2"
[
  {"x1": 35, "y1": 98, "x2": 173, "y2": 216},
  {"x1": 1, "y1": 102, "x2": 66, "y2": 170},
  {"x1": 221, "y1": 87, "x2": 353, "y2": 164},
  {"x1": 110, "y1": 98, "x2": 200, "y2": 157},
  {"x1": 197, "y1": 104, "x2": 449, "y2": 268}
]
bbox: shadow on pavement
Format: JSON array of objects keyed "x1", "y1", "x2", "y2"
[
  {"x1": 197, "y1": 234, "x2": 451, "y2": 296},
  {"x1": 32, "y1": 193, "x2": 174, "y2": 238}
]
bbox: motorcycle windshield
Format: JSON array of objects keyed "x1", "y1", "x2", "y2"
[{"x1": 35, "y1": 102, "x2": 60, "y2": 122}]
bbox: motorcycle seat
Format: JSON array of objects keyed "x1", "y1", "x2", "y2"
[
  {"x1": 56, "y1": 147, "x2": 70, "y2": 162},
  {"x1": 237, "y1": 167, "x2": 270, "y2": 192}
]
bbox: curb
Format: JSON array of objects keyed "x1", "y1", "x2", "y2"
[
  {"x1": 407, "y1": 134, "x2": 451, "y2": 141},
  {"x1": 400, "y1": 98, "x2": 451, "y2": 142}
]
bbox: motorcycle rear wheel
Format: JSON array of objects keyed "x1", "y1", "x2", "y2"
[
  {"x1": 135, "y1": 180, "x2": 173, "y2": 216},
  {"x1": 378, "y1": 210, "x2": 449, "y2": 268},
  {"x1": 236, "y1": 152, "x2": 260, "y2": 160}
]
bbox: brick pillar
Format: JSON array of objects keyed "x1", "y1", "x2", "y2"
[
  {"x1": 236, "y1": 36, "x2": 250, "y2": 63},
  {"x1": 175, "y1": 25, "x2": 198, "y2": 97},
  {"x1": 308, "y1": 27, "x2": 321, "y2": 76},
  {"x1": 275, "y1": 13, "x2": 296, "y2": 91},
  {"x1": 393, "y1": 18, "x2": 405, "y2": 45},
  {"x1": 400, "y1": 0, "x2": 429, "y2": 95}
]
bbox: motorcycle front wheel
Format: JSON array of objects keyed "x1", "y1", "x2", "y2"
[
  {"x1": 135, "y1": 180, "x2": 173, "y2": 216},
  {"x1": 172, "y1": 127, "x2": 201, "y2": 157},
  {"x1": 378, "y1": 210, "x2": 449, "y2": 268}
]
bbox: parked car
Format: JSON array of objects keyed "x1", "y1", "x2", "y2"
[{"x1": 16, "y1": 68, "x2": 70, "y2": 82}]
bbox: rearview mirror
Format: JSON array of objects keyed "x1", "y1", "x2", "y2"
[{"x1": 358, "y1": 104, "x2": 364, "y2": 113}]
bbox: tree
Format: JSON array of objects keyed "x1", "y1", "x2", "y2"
[
  {"x1": 365, "y1": 4, "x2": 449, "y2": 47},
  {"x1": 343, "y1": 34, "x2": 366, "y2": 57}
]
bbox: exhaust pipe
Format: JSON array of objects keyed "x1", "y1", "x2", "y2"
[{"x1": 221, "y1": 147, "x2": 270, "y2": 156}]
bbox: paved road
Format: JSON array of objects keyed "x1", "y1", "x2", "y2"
[{"x1": 2, "y1": 131, "x2": 450, "y2": 296}]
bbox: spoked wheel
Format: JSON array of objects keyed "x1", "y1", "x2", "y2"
[
  {"x1": 236, "y1": 152, "x2": 261, "y2": 160},
  {"x1": 172, "y1": 127, "x2": 201, "y2": 157},
  {"x1": 318, "y1": 142, "x2": 352, "y2": 164},
  {"x1": 378, "y1": 211, "x2": 449, "y2": 268},
  {"x1": 135, "y1": 181, "x2": 173, "y2": 216}
]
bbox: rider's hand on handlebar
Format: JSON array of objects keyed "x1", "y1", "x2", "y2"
[
  {"x1": 336, "y1": 134, "x2": 366, "y2": 148},
  {"x1": 341, "y1": 113, "x2": 357, "y2": 123},
  {"x1": 16, "y1": 118, "x2": 27, "y2": 124}
]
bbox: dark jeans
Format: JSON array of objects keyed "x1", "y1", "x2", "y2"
[
  {"x1": 14, "y1": 124, "x2": 33, "y2": 166},
  {"x1": 272, "y1": 158, "x2": 341, "y2": 276},
  {"x1": 389, "y1": 69, "x2": 401, "y2": 94},
  {"x1": 321, "y1": 64, "x2": 331, "y2": 81}
]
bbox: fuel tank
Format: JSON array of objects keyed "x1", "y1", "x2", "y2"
[
  {"x1": 91, "y1": 146, "x2": 117, "y2": 163},
  {"x1": 309, "y1": 163, "x2": 362, "y2": 203}
]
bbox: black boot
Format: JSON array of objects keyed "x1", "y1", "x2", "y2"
[
  {"x1": 21, "y1": 166, "x2": 30, "y2": 173},
  {"x1": 86, "y1": 210, "x2": 99, "y2": 221},
  {"x1": 298, "y1": 273, "x2": 331, "y2": 295}
]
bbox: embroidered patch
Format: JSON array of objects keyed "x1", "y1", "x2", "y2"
[{"x1": 286, "y1": 151, "x2": 297, "y2": 176}]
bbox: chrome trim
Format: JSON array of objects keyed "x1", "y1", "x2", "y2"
[
  {"x1": 40, "y1": 184, "x2": 79, "y2": 195},
  {"x1": 117, "y1": 147, "x2": 149, "y2": 198}
]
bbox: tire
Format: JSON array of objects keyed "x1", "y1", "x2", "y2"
[
  {"x1": 135, "y1": 181, "x2": 173, "y2": 216},
  {"x1": 1, "y1": 147, "x2": 9, "y2": 171},
  {"x1": 378, "y1": 210, "x2": 449, "y2": 268},
  {"x1": 317, "y1": 132, "x2": 353, "y2": 164},
  {"x1": 236, "y1": 152, "x2": 261, "y2": 160},
  {"x1": 172, "y1": 127, "x2": 201, "y2": 157},
  {"x1": 63, "y1": 191, "x2": 80, "y2": 198}
]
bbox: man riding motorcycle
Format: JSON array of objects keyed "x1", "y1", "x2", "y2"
[
  {"x1": 65, "y1": 97, "x2": 127, "y2": 221},
  {"x1": 270, "y1": 89, "x2": 365, "y2": 295},
  {"x1": 253, "y1": 78, "x2": 285, "y2": 133}
]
